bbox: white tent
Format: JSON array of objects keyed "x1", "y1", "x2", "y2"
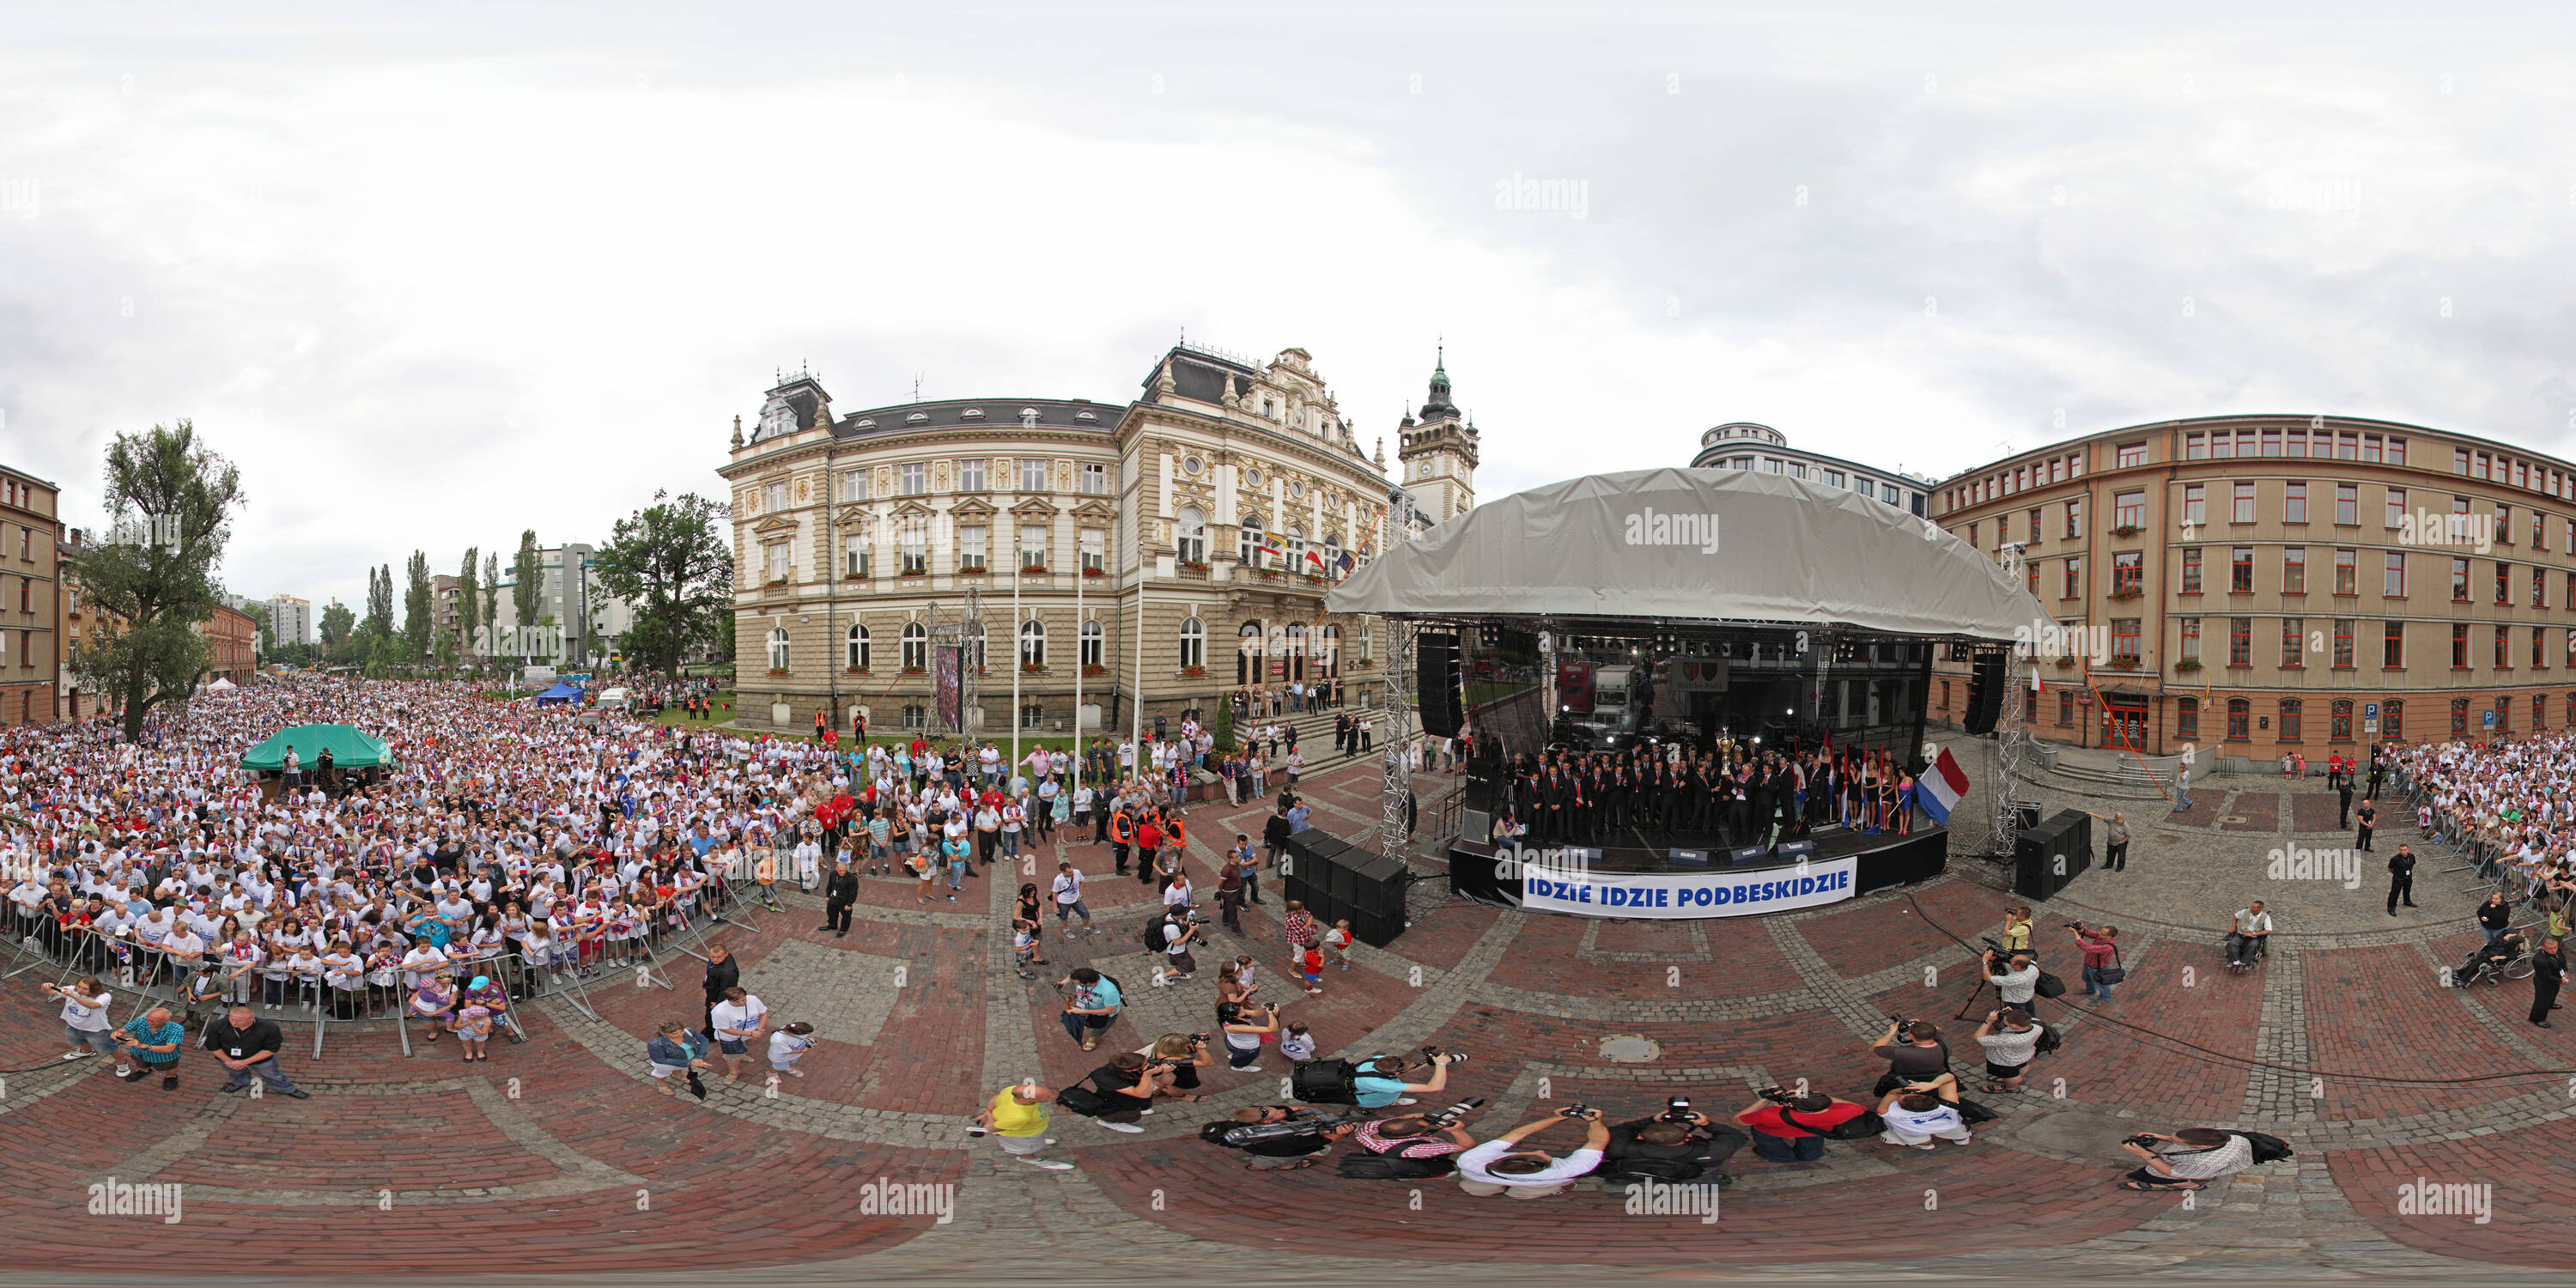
[
  {"x1": 1327, "y1": 467, "x2": 2047, "y2": 641},
  {"x1": 204, "y1": 677, "x2": 239, "y2": 691}
]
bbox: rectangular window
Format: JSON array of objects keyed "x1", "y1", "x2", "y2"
[
  {"x1": 2385, "y1": 488, "x2": 2406, "y2": 529},
  {"x1": 764, "y1": 482, "x2": 788, "y2": 513},
  {"x1": 2230, "y1": 617, "x2": 2251, "y2": 666},
  {"x1": 2388, "y1": 437, "x2": 2406, "y2": 466},
  {"x1": 2063, "y1": 499, "x2": 2081, "y2": 538},
  {"x1": 2497, "y1": 502, "x2": 2512, "y2": 544},
  {"x1": 2496, "y1": 561, "x2": 2512, "y2": 606},
  {"x1": 2115, "y1": 490, "x2": 2145, "y2": 528},
  {"x1": 2057, "y1": 690, "x2": 2075, "y2": 726},
  {"x1": 763, "y1": 543, "x2": 789, "y2": 582},
  {"x1": 2332, "y1": 698, "x2": 2354, "y2": 740},
  {"x1": 2185, "y1": 433, "x2": 2207, "y2": 460},
  {"x1": 2279, "y1": 700, "x2": 2301, "y2": 742},
  {"x1": 2228, "y1": 699, "x2": 2251, "y2": 740},
  {"x1": 1020, "y1": 458, "x2": 1048, "y2": 492},
  {"x1": 2180, "y1": 617, "x2": 2202, "y2": 663},
  {"x1": 2452, "y1": 623, "x2": 2470, "y2": 669},
  {"x1": 2231, "y1": 547, "x2": 2253, "y2": 592},
  {"x1": 1081, "y1": 462, "x2": 1109, "y2": 495},
  {"x1": 2534, "y1": 510, "x2": 2547, "y2": 550},
  {"x1": 2538, "y1": 567, "x2": 2550, "y2": 610},
  {"x1": 2494, "y1": 624, "x2": 2510, "y2": 669},
  {"x1": 2384, "y1": 621, "x2": 2404, "y2": 669},
  {"x1": 2451, "y1": 556, "x2": 2471, "y2": 601},
  {"x1": 2281, "y1": 547, "x2": 2306, "y2": 594},
  {"x1": 2334, "y1": 548, "x2": 2357, "y2": 595},
  {"x1": 2338, "y1": 432, "x2": 2358, "y2": 460},
  {"x1": 2176, "y1": 696, "x2": 2199, "y2": 738},
  {"x1": 2261, "y1": 428, "x2": 2281, "y2": 457},
  {"x1": 843, "y1": 534, "x2": 871, "y2": 578},
  {"x1": 2027, "y1": 507, "x2": 2041, "y2": 544},
  {"x1": 2117, "y1": 441, "x2": 2147, "y2": 468},
  {"x1": 2385, "y1": 551, "x2": 2406, "y2": 596},
  {"x1": 2182, "y1": 484, "x2": 2205, "y2": 529},
  {"x1": 2455, "y1": 447, "x2": 2471, "y2": 475},
  {"x1": 2111, "y1": 551, "x2": 2141, "y2": 595},
  {"x1": 1019, "y1": 524, "x2": 1048, "y2": 570},
  {"x1": 1967, "y1": 522, "x2": 1978, "y2": 548},
  {"x1": 899, "y1": 463, "x2": 927, "y2": 495},
  {"x1": 901, "y1": 521, "x2": 927, "y2": 574},
  {"x1": 2384, "y1": 699, "x2": 2403, "y2": 736},
  {"x1": 2451, "y1": 699, "x2": 2469, "y2": 734},
  {"x1": 2283, "y1": 481, "x2": 2307, "y2": 523},
  {"x1": 2232, "y1": 482, "x2": 2256, "y2": 524},
  {"x1": 2181, "y1": 547, "x2": 2202, "y2": 593},
  {"x1": 957, "y1": 525, "x2": 987, "y2": 573},
  {"x1": 2212, "y1": 432, "x2": 2234, "y2": 460},
  {"x1": 957, "y1": 459, "x2": 987, "y2": 492},
  {"x1": 2332, "y1": 619, "x2": 2354, "y2": 668},
  {"x1": 2363, "y1": 434, "x2": 2384, "y2": 464},
  {"x1": 2111, "y1": 618, "x2": 2140, "y2": 665},
  {"x1": 2535, "y1": 625, "x2": 2549, "y2": 670},
  {"x1": 2281, "y1": 617, "x2": 2304, "y2": 668},
  {"x1": 841, "y1": 470, "x2": 870, "y2": 501},
  {"x1": 1079, "y1": 527, "x2": 1104, "y2": 574},
  {"x1": 2336, "y1": 483, "x2": 2358, "y2": 526},
  {"x1": 2063, "y1": 558, "x2": 2081, "y2": 598}
]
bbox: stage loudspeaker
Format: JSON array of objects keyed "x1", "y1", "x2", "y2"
[
  {"x1": 1728, "y1": 844, "x2": 1772, "y2": 866},
  {"x1": 1775, "y1": 840, "x2": 1814, "y2": 866},
  {"x1": 2012, "y1": 809, "x2": 2093, "y2": 900},
  {"x1": 1667, "y1": 848, "x2": 1710, "y2": 866},
  {"x1": 1965, "y1": 653, "x2": 2006, "y2": 735},
  {"x1": 1461, "y1": 807, "x2": 1492, "y2": 843},
  {"x1": 1341, "y1": 851, "x2": 1411, "y2": 947},
  {"x1": 1418, "y1": 633, "x2": 1464, "y2": 737},
  {"x1": 2014, "y1": 804, "x2": 2041, "y2": 833}
]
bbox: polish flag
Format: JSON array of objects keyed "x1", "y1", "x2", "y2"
[{"x1": 1919, "y1": 748, "x2": 1971, "y2": 825}]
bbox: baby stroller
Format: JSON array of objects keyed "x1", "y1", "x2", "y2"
[{"x1": 2454, "y1": 933, "x2": 2533, "y2": 987}]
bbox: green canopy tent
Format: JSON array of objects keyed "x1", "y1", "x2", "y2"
[{"x1": 240, "y1": 724, "x2": 393, "y2": 773}]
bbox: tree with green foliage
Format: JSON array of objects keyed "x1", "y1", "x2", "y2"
[
  {"x1": 319, "y1": 599, "x2": 354, "y2": 649},
  {"x1": 480, "y1": 551, "x2": 501, "y2": 652},
  {"x1": 364, "y1": 633, "x2": 396, "y2": 678},
  {"x1": 513, "y1": 530, "x2": 541, "y2": 642},
  {"x1": 402, "y1": 550, "x2": 432, "y2": 661},
  {"x1": 365, "y1": 564, "x2": 394, "y2": 641},
  {"x1": 65, "y1": 422, "x2": 244, "y2": 738},
  {"x1": 591, "y1": 491, "x2": 732, "y2": 678},
  {"x1": 457, "y1": 546, "x2": 480, "y2": 662}
]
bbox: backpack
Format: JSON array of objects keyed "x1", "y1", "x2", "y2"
[
  {"x1": 2032, "y1": 970, "x2": 2068, "y2": 999},
  {"x1": 2239, "y1": 1131, "x2": 2295, "y2": 1164},
  {"x1": 1291, "y1": 1058, "x2": 1364, "y2": 1104},
  {"x1": 1055, "y1": 1084, "x2": 1110, "y2": 1116},
  {"x1": 1339, "y1": 1152, "x2": 1459, "y2": 1180},
  {"x1": 1142, "y1": 917, "x2": 1170, "y2": 955},
  {"x1": 1779, "y1": 1107, "x2": 1884, "y2": 1140},
  {"x1": 2034, "y1": 1025, "x2": 2063, "y2": 1054}
]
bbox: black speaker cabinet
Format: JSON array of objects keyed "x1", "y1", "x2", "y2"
[{"x1": 1418, "y1": 633, "x2": 1464, "y2": 737}]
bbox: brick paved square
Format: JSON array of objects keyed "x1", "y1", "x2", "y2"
[{"x1": 734, "y1": 938, "x2": 909, "y2": 1045}]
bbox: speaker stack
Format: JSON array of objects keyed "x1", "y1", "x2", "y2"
[
  {"x1": 1964, "y1": 652, "x2": 2007, "y2": 735},
  {"x1": 2012, "y1": 808, "x2": 2093, "y2": 901},
  {"x1": 1279, "y1": 828, "x2": 1411, "y2": 947},
  {"x1": 1417, "y1": 632, "x2": 1463, "y2": 738}
]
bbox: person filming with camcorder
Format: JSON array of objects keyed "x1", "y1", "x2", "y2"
[{"x1": 1597, "y1": 1097, "x2": 1749, "y2": 1187}]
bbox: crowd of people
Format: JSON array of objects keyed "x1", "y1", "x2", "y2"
[{"x1": 1490, "y1": 740, "x2": 1914, "y2": 848}]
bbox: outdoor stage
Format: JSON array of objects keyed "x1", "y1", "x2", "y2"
[{"x1": 1447, "y1": 823, "x2": 1948, "y2": 919}]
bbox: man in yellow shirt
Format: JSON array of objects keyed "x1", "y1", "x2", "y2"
[{"x1": 980, "y1": 1082, "x2": 1073, "y2": 1170}]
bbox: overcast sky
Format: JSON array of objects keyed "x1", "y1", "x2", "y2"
[{"x1": 8, "y1": 2, "x2": 2576, "y2": 611}]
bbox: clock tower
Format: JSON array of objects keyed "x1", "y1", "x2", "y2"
[{"x1": 1395, "y1": 350, "x2": 1479, "y2": 524}]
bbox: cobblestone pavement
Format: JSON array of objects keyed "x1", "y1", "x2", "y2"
[{"x1": 1, "y1": 750, "x2": 2570, "y2": 1285}]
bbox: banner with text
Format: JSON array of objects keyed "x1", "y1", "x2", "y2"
[{"x1": 1520, "y1": 857, "x2": 1858, "y2": 920}]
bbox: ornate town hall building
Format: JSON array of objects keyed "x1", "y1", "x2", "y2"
[{"x1": 717, "y1": 342, "x2": 1477, "y2": 738}]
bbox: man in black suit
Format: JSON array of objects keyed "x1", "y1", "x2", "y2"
[
  {"x1": 2336, "y1": 774, "x2": 2355, "y2": 829},
  {"x1": 2532, "y1": 937, "x2": 2566, "y2": 1029},
  {"x1": 822, "y1": 859, "x2": 860, "y2": 937},
  {"x1": 2385, "y1": 844, "x2": 2416, "y2": 916}
]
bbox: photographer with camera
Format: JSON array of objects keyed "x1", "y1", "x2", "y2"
[
  {"x1": 1981, "y1": 946, "x2": 2043, "y2": 1015},
  {"x1": 1972, "y1": 1009, "x2": 2045, "y2": 1094},
  {"x1": 1200, "y1": 1103, "x2": 1359, "y2": 1171},
  {"x1": 2117, "y1": 1127, "x2": 2254, "y2": 1191},
  {"x1": 1598, "y1": 1098, "x2": 1748, "y2": 1186},
  {"x1": 1350, "y1": 1103, "x2": 1481, "y2": 1176},
  {"x1": 1351, "y1": 1050, "x2": 1455, "y2": 1109},
  {"x1": 1732, "y1": 1085, "x2": 1873, "y2": 1163},
  {"x1": 1874, "y1": 1072, "x2": 1974, "y2": 1151},
  {"x1": 2071, "y1": 920, "x2": 2123, "y2": 1001},
  {"x1": 1868, "y1": 1018, "x2": 1951, "y2": 1095},
  {"x1": 1217, "y1": 999, "x2": 1279, "y2": 1072},
  {"x1": 1074, "y1": 1051, "x2": 1169, "y2": 1133},
  {"x1": 1151, "y1": 907, "x2": 1201, "y2": 987},
  {"x1": 1140, "y1": 1032, "x2": 1213, "y2": 1098},
  {"x1": 1056, "y1": 966, "x2": 1123, "y2": 1053},
  {"x1": 1455, "y1": 1106, "x2": 1612, "y2": 1200}
]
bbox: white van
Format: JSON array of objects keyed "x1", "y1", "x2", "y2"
[{"x1": 596, "y1": 687, "x2": 629, "y2": 708}]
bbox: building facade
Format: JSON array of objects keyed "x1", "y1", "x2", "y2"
[
  {"x1": 1690, "y1": 422, "x2": 1935, "y2": 518},
  {"x1": 268, "y1": 594, "x2": 312, "y2": 647},
  {"x1": 203, "y1": 605, "x2": 257, "y2": 683},
  {"x1": 493, "y1": 544, "x2": 628, "y2": 666},
  {"x1": 717, "y1": 342, "x2": 1474, "y2": 737},
  {"x1": 1930, "y1": 414, "x2": 2576, "y2": 755},
  {"x1": 1, "y1": 466, "x2": 60, "y2": 726},
  {"x1": 58, "y1": 528, "x2": 113, "y2": 720}
]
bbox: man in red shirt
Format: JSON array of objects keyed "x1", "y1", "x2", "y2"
[
  {"x1": 1134, "y1": 815, "x2": 1163, "y2": 885},
  {"x1": 1731, "y1": 1089, "x2": 1870, "y2": 1163}
]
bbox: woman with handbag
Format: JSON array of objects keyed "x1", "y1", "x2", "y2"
[{"x1": 2073, "y1": 921, "x2": 2123, "y2": 1002}]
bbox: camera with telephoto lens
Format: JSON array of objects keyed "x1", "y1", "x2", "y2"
[
  {"x1": 1978, "y1": 936, "x2": 2010, "y2": 957},
  {"x1": 1419, "y1": 1096, "x2": 1485, "y2": 1127},
  {"x1": 1421, "y1": 1044, "x2": 1467, "y2": 1066},
  {"x1": 1557, "y1": 1103, "x2": 1595, "y2": 1119},
  {"x1": 1658, "y1": 1097, "x2": 1695, "y2": 1122},
  {"x1": 1756, "y1": 1086, "x2": 1799, "y2": 1105}
]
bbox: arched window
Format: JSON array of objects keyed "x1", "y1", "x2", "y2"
[
  {"x1": 1238, "y1": 621, "x2": 1263, "y2": 685},
  {"x1": 1285, "y1": 623, "x2": 1309, "y2": 682},
  {"x1": 1238, "y1": 513, "x2": 1266, "y2": 567},
  {"x1": 1179, "y1": 617, "x2": 1205, "y2": 671},
  {"x1": 1020, "y1": 619, "x2": 1046, "y2": 668},
  {"x1": 966, "y1": 622, "x2": 986, "y2": 669},
  {"x1": 1176, "y1": 506, "x2": 1206, "y2": 566},
  {"x1": 1320, "y1": 624, "x2": 1341, "y2": 677},
  {"x1": 1285, "y1": 524, "x2": 1308, "y2": 574},
  {"x1": 902, "y1": 622, "x2": 927, "y2": 671},
  {"x1": 847, "y1": 623, "x2": 870, "y2": 671},
  {"x1": 1081, "y1": 618, "x2": 1103, "y2": 669},
  {"x1": 1323, "y1": 532, "x2": 1342, "y2": 575},
  {"x1": 767, "y1": 627, "x2": 791, "y2": 671}
]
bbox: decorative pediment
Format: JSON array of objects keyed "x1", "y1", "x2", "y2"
[
  {"x1": 950, "y1": 495, "x2": 999, "y2": 520},
  {"x1": 834, "y1": 506, "x2": 874, "y2": 532},
  {"x1": 890, "y1": 499, "x2": 938, "y2": 520},
  {"x1": 1070, "y1": 499, "x2": 1116, "y2": 523},
  {"x1": 752, "y1": 514, "x2": 801, "y2": 535},
  {"x1": 1010, "y1": 496, "x2": 1059, "y2": 520}
]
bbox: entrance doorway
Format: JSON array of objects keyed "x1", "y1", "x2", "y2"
[{"x1": 2100, "y1": 695, "x2": 2148, "y2": 751}]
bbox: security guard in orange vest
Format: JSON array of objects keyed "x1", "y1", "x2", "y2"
[
  {"x1": 1162, "y1": 811, "x2": 1188, "y2": 856},
  {"x1": 1109, "y1": 805, "x2": 1137, "y2": 876}
]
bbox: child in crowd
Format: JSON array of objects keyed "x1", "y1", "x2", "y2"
[
  {"x1": 1279, "y1": 1019, "x2": 1316, "y2": 1064},
  {"x1": 1012, "y1": 920, "x2": 1040, "y2": 979},
  {"x1": 769, "y1": 1021, "x2": 815, "y2": 1079},
  {"x1": 450, "y1": 1002, "x2": 493, "y2": 1061},
  {"x1": 1299, "y1": 937, "x2": 1326, "y2": 994},
  {"x1": 1323, "y1": 919, "x2": 1354, "y2": 970}
]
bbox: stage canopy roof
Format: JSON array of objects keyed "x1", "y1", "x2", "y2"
[
  {"x1": 1327, "y1": 467, "x2": 2046, "y2": 641},
  {"x1": 240, "y1": 724, "x2": 391, "y2": 771}
]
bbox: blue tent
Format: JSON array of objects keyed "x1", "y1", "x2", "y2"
[{"x1": 533, "y1": 681, "x2": 585, "y2": 707}]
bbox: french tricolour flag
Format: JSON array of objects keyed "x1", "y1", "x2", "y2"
[{"x1": 1919, "y1": 748, "x2": 1971, "y2": 825}]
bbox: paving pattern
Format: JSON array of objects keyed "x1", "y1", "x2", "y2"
[{"x1": 2, "y1": 745, "x2": 2571, "y2": 1282}]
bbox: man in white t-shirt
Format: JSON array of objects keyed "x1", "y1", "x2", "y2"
[
  {"x1": 44, "y1": 978, "x2": 115, "y2": 1059},
  {"x1": 1454, "y1": 1108, "x2": 1611, "y2": 1199},
  {"x1": 708, "y1": 987, "x2": 770, "y2": 1083},
  {"x1": 1875, "y1": 1077, "x2": 1974, "y2": 1149}
]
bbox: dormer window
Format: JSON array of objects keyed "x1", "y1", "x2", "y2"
[
  {"x1": 961, "y1": 408, "x2": 986, "y2": 419},
  {"x1": 1075, "y1": 410, "x2": 1097, "y2": 422},
  {"x1": 906, "y1": 412, "x2": 928, "y2": 424},
  {"x1": 854, "y1": 417, "x2": 876, "y2": 429}
]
